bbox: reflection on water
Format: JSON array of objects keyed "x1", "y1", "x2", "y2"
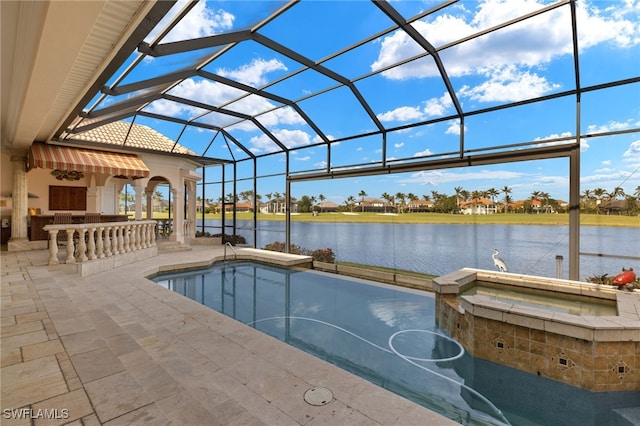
[{"x1": 199, "y1": 220, "x2": 639, "y2": 279}]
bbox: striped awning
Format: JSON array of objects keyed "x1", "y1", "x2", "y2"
[{"x1": 28, "y1": 143, "x2": 149, "y2": 178}]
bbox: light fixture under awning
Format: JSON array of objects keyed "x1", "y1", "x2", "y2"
[{"x1": 28, "y1": 143, "x2": 149, "y2": 178}]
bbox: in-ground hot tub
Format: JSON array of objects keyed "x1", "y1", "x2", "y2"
[{"x1": 433, "y1": 268, "x2": 640, "y2": 391}]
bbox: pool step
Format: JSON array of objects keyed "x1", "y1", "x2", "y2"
[{"x1": 157, "y1": 241, "x2": 192, "y2": 253}]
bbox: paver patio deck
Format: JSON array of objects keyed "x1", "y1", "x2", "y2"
[{"x1": 1, "y1": 244, "x2": 457, "y2": 425}]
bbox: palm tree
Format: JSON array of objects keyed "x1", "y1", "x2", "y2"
[
  {"x1": 501, "y1": 186, "x2": 512, "y2": 213},
  {"x1": 634, "y1": 186, "x2": 640, "y2": 199},
  {"x1": 531, "y1": 191, "x2": 541, "y2": 213},
  {"x1": 381, "y1": 192, "x2": 393, "y2": 213},
  {"x1": 265, "y1": 192, "x2": 273, "y2": 213},
  {"x1": 318, "y1": 194, "x2": 326, "y2": 212},
  {"x1": 406, "y1": 192, "x2": 418, "y2": 212},
  {"x1": 395, "y1": 192, "x2": 406, "y2": 214},
  {"x1": 358, "y1": 190, "x2": 367, "y2": 212},
  {"x1": 539, "y1": 191, "x2": 550, "y2": 213},
  {"x1": 593, "y1": 188, "x2": 607, "y2": 214},
  {"x1": 487, "y1": 187, "x2": 499, "y2": 213},
  {"x1": 581, "y1": 189, "x2": 593, "y2": 211},
  {"x1": 454, "y1": 186, "x2": 464, "y2": 210},
  {"x1": 273, "y1": 192, "x2": 281, "y2": 213},
  {"x1": 610, "y1": 187, "x2": 625, "y2": 200},
  {"x1": 345, "y1": 195, "x2": 356, "y2": 212}
]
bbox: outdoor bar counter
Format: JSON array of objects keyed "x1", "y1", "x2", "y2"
[{"x1": 30, "y1": 214, "x2": 129, "y2": 241}]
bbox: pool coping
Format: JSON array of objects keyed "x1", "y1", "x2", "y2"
[{"x1": 144, "y1": 247, "x2": 314, "y2": 278}]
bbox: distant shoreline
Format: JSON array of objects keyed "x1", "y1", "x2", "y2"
[{"x1": 194, "y1": 212, "x2": 639, "y2": 228}]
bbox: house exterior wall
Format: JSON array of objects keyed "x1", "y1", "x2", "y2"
[{"x1": 1, "y1": 148, "x2": 202, "y2": 247}]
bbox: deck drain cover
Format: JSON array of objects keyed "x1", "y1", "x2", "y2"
[{"x1": 304, "y1": 387, "x2": 333, "y2": 406}]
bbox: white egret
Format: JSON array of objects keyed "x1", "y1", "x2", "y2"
[{"x1": 492, "y1": 249, "x2": 508, "y2": 272}]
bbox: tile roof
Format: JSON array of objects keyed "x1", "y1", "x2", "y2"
[{"x1": 66, "y1": 121, "x2": 196, "y2": 155}]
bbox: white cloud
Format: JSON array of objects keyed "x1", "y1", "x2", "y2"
[
  {"x1": 622, "y1": 140, "x2": 640, "y2": 163},
  {"x1": 581, "y1": 170, "x2": 636, "y2": 185},
  {"x1": 595, "y1": 167, "x2": 615, "y2": 173},
  {"x1": 413, "y1": 148, "x2": 433, "y2": 157},
  {"x1": 377, "y1": 92, "x2": 453, "y2": 123},
  {"x1": 458, "y1": 65, "x2": 560, "y2": 102},
  {"x1": 586, "y1": 119, "x2": 636, "y2": 134},
  {"x1": 249, "y1": 129, "x2": 312, "y2": 153},
  {"x1": 159, "y1": 1, "x2": 235, "y2": 43},
  {"x1": 377, "y1": 106, "x2": 423, "y2": 122},
  {"x1": 371, "y1": 0, "x2": 638, "y2": 106},
  {"x1": 148, "y1": 59, "x2": 297, "y2": 131},
  {"x1": 258, "y1": 107, "x2": 305, "y2": 127},
  {"x1": 423, "y1": 92, "x2": 454, "y2": 116},
  {"x1": 445, "y1": 119, "x2": 466, "y2": 135},
  {"x1": 602, "y1": 160, "x2": 612, "y2": 166},
  {"x1": 576, "y1": 0, "x2": 640, "y2": 49},
  {"x1": 145, "y1": 98, "x2": 201, "y2": 118},
  {"x1": 532, "y1": 131, "x2": 591, "y2": 152},
  {"x1": 373, "y1": 0, "x2": 638, "y2": 81},
  {"x1": 533, "y1": 175, "x2": 569, "y2": 187},
  {"x1": 394, "y1": 142, "x2": 404, "y2": 148},
  {"x1": 295, "y1": 156, "x2": 311, "y2": 161},
  {"x1": 399, "y1": 169, "x2": 525, "y2": 186},
  {"x1": 217, "y1": 58, "x2": 287, "y2": 87}
]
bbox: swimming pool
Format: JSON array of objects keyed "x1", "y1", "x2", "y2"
[{"x1": 151, "y1": 261, "x2": 639, "y2": 425}]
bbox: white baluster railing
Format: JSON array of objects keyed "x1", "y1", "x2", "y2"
[{"x1": 43, "y1": 220, "x2": 157, "y2": 266}]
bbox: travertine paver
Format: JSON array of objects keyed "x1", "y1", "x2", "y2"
[
  {"x1": 1, "y1": 246, "x2": 458, "y2": 426},
  {"x1": 1, "y1": 355, "x2": 68, "y2": 408}
]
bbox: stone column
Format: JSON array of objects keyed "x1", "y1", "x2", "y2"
[
  {"x1": 9, "y1": 154, "x2": 28, "y2": 242},
  {"x1": 186, "y1": 182, "x2": 197, "y2": 240},
  {"x1": 145, "y1": 190, "x2": 153, "y2": 219},
  {"x1": 170, "y1": 186, "x2": 184, "y2": 243},
  {"x1": 134, "y1": 185, "x2": 143, "y2": 220}
]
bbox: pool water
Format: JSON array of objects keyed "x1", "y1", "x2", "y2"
[{"x1": 151, "y1": 261, "x2": 639, "y2": 426}]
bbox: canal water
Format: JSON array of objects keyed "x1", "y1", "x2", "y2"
[{"x1": 197, "y1": 219, "x2": 639, "y2": 280}]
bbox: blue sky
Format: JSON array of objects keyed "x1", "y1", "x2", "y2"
[{"x1": 97, "y1": 0, "x2": 640, "y2": 205}]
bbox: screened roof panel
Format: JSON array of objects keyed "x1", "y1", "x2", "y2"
[
  {"x1": 264, "y1": 68, "x2": 338, "y2": 101},
  {"x1": 224, "y1": 94, "x2": 285, "y2": 117},
  {"x1": 55, "y1": 0, "x2": 637, "y2": 171},
  {"x1": 203, "y1": 132, "x2": 250, "y2": 161},
  {"x1": 355, "y1": 67, "x2": 453, "y2": 126},
  {"x1": 296, "y1": 85, "x2": 381, "y2": 139},
  {"x1": 288, "y1": 145, "x2": 328, "y2": 174},
  {"x1": 579, "y1": 37, "x2": 640, "y2": 88},
  {"x1": 259, "y1": 0, "x2": 390, "y2": 62},
  {"x1": 199, "y1": 39, "x2": 301, "y2": 88},
  {"x1": 190, "y1": 110, "x2": 245, "y2": 129},
  {"x1": 224, "y1": 119, "x2": 283, "y2": 154},
  {"x1": 464, "y1": 96, "x2": 577, "y2": 151},
  {"x1": 164, "y1": 76, "x2": 248, "y2": 113},
  {"x1": 321, "y1": 40, "x2": 385, "y2": 80},
  {"x1": 122, "y1": 48, "x2": 222, "y2": 85},
  {"x1": 170, "y1": 124, "x2": 217, "y2": 155},
  {"x1": 580, "y1": 82, "x2": 640, "y2": 135},
  {"x1": 386, "y1": 119, "x2": 462, "y2": 159}
]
